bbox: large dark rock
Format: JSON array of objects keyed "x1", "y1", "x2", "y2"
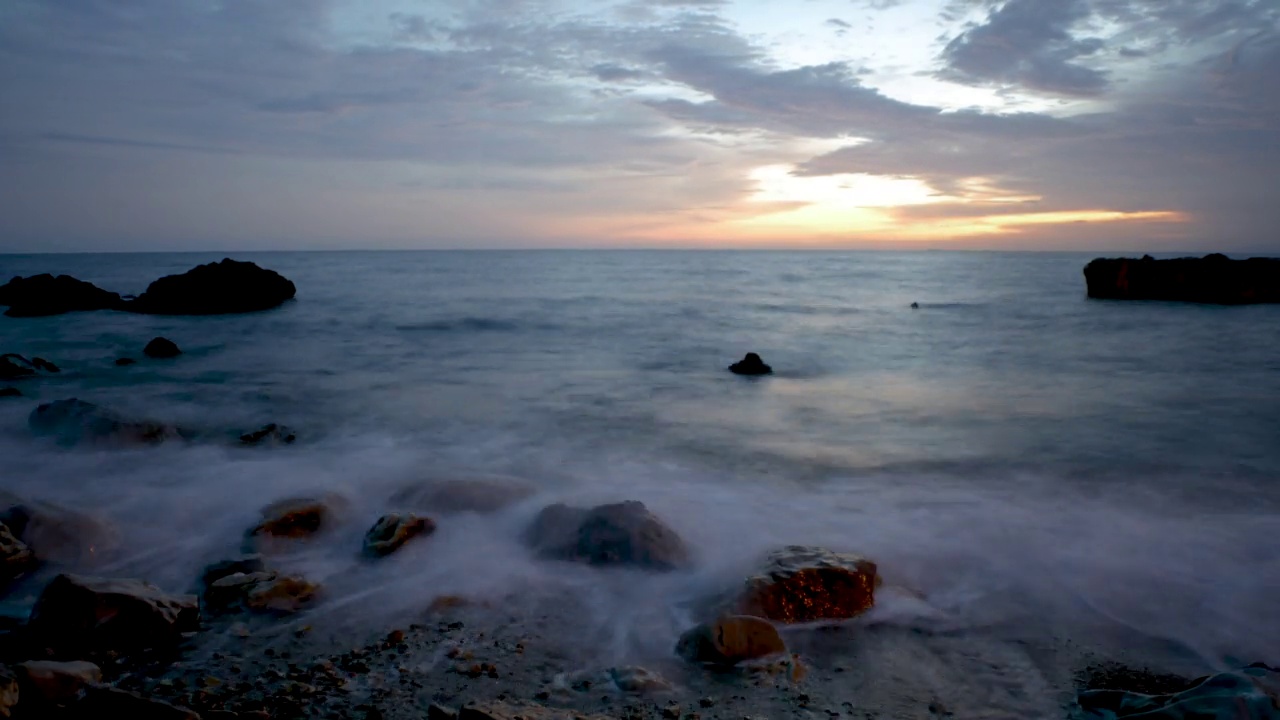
[
  {"x1": 733, "y1": 546, "x2": 879, "y2": 623},
  {"x1": 0, "y1": 274, "x2": 124, "y2": 317},
  {"x1": 143, "y1": 337, "x2": 181, "y2": 359},
  {"x1": 27, "y1": 574, "x2": 199, "y2": 655},
  {"x1": 729, "y1": 352, "x2": 772, "y2": 376},
  {"x1": 28, "y1": 398, "x2": 184, "y2": 447},
  {"x1": 128, "y1": 258, "x2": 296, "y2": 315},
  {"x1": 1083, "y1": 254, "x2": 1280, "y2": 304},
  {"x1": 525, "y1": 500, "x2": 691, "y2": 571},
  {"x1": 0, "y1": 387, "x2": 21, "y2": 398}
]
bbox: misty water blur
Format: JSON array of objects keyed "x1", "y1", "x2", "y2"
[{"x1": 1, "y1": 250, "x2": 1277, "y2": 672}]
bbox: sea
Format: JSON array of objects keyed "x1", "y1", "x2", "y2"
[{"x1": 1, "y1": 250, "x2": 1278, "y2": 678}]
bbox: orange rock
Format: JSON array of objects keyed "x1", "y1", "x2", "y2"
[
  {"x1": 736, "y1": 546, "x2": 877, "y2": 623},
  {"x1": 676, "y1": 615, "x2": 786, "y2": 665},
  {"x1": 244, "y1": 494, "x2": 347, "y2": 553},
  {"x1": 363, "y1": 513, "x2": 435, "y2": 557},
  {"x1": 245, "y1": 575, "x2": 320, "y2": 615}
]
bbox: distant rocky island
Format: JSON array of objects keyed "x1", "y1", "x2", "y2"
[
  {"x1": 1084, "y1": 253, "x2": 1280, "y2": 304},
  {"x1": 0, "y1": 259, "x2": 296, "y2": 317}
]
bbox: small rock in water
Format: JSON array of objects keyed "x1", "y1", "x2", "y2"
[
  {"x1": 206, "y1": 571, "x2": 279, "y2": 614},
  {"x1": 525, "y1": 500, "x2": 691, "y2": 571},
  {"x1": 114, "y1": 357, "x2": 137, "y2": 366},
  {"x1": 676, "y1": 615, "x2": 787, "y2": 666},
  {"x1": 143, "y1": 337, "x2": 182, "y2": 359},
  {"x1": 728, "y1": 352, "x2": 772, "y2": 376},
  {"x1": 0, "y1": 387, "x2": 21, "y2": 398},
  {"x1": 244, "y1": 495, "x2": 348, "y2": 553},
  {"x1": 735, "y1": 545, "x2": 878, "y2": 623},
  {"x1": 910, "y1": 302, "x2": 920, "y2": 309},
  {"x1": 363, "y1": 513, "x2": 436, "y2": 558},
  {"x1": 239, "y1": 423, "x2": 296, "y2": 446}
]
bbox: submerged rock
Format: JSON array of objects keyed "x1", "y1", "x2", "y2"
[
  {"x1": 239, "y1": 423, "x2": 296, "y2": 446},
  {"x1": 0, "y1": 494, "x2": 120, "y2": 566},
  {"x1": 244, "y1": 495, "x2": 348, "y2": 553},
  {"x1": 28, "y1": 574, "x2": 199, "y2": 654},
  {"x1": 363, "y1": 513, "x2": 436, "y2": 558},
  {"x1": 129, "y1": 258, "x2": 297, "y2": 315},
  {"x1": 28, "y1": 398, "x2": 184, "y2": 447},
  {"x1": 143, "y1": 337, "x2": 182, "y2": 359},
  {"x1": 1077, "y1": 663, "x2": 1280, "y2": 719},
  {"x1": 392, "y1": 477, "x2": 536, "y2": 514},
  {"x1": 0, "y1": 274, "x2": 124, "y2": 317},
  {"x1": 114, "y1": 357, "x2": 137, "y2": 366},
  {"x1": 729, "y1": 352, "x2": 772, "y2": 376},
  {"x1": 734, "y1": 546, "x2": 878, "y2": 623},
  {"x1": 676, "y1": 615, "x2": 787, "y2": 666},
  {"x1": 525, "y1": 500, "x2": 691, "y2": 571},
  {"x1": 1083, "y1": 254, "x2": 1280, "y2": 304}
]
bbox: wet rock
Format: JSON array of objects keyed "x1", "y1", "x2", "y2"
[
  {"x1": 15, "y1": 660, "x2": 102, "y2": 706},
  {"x1": 200, "y1": 555, "x2": 268, "y2": 592},
  {"x1": 244, "y1": 575, "x2": 320, "y2": 615},
  {"x1": 128, "y1": 258, "x2": 297, "y2": 315},
  {"x1": 0, "y1": 523, "x2": 35, "y2": 586},
  {"x1": 28, "y1": 574, "x2": 199, "y2": 654},
  {"x1": 363, "y1": 513, "x2": 436, "y2": 558},
  {"x1": 1076, "y1": 664, "x2": 1280, "y2": 719},
  {"x1": 28, "y1": 398, "x2": 184, "y2": 446},
  {"x1": 676, "y1": 615, "x2": 787, "y2": 665},
  {"x1": 244, "y1": 495, "x2": 347, "y2": 553},
  {"x1": 239, "y1": 423, "x2": 296, "y2": 446},
  {"x1": 0, "y1": 666, "x2": 16, "y2": 718},
  {"x1": 728, "y1": 352, "x2": 772, "y2": 376},
  {"x1": 75, "y1": 685, "x2": 200, "y2": 719},
  {"x1": 610, "y1": 666, "x2": 673, "y2": 693},
  {"x1": 115, "y1": 357, "x2": 137, "y2": 366},
  {"x1": 734, "y1": 546, "x2": 878, "y2": 623},
  {"x1": 525, "y1": 501, "x2": 691, "y2": 571},
  {"x1": 144, "y1": 337, "x2": 182, "y2": 359},
  {"x1": 0, "y1": 274, "x2": 124, "y2": 317},
  {"x1": 392, "y1": 477, "x2": 536, "y2": 515},
  {"x1": 0, "y1": 387, "x2": 20, "y2": 398},
  {"x1": 0, "y1": 494, "x2": 120, "y2": 566},
  {"x1": 1084, "y1": 254, "x2": 1280, "y2": 304},
  {"x1": 205, "y1": 571, "x2": 279, "y2": 614}
]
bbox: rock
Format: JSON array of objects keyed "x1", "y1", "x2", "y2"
[
  {"x1": 391, "y1": 477, "x2": 536, "y2": 514},
  {"x1": 244, "y1": 575, "x2": 320, "y2": 615},
  {"x1": 0, "y1": 494, "x2": 120, "y2": 566},
  {"x1": 115, "y1": 357, "x2": 137, "y2": 366},
  {"x1": 0, "y1": 523, "x2": 35, "y2": 586},
  {"x1": 239, "y1": 423, "x2": 296, "y2": 446},
  {"x1": 75, "y1": 685, "x2": 200, "y2": 719},
  {"x1": 910, "y1": 302, "x2": 919, "y2": 309},
  {"x1": 728, "y1": 352, "x2": 772, "y2": 376},
  {"x1": 27, "y1": 574, "x2": 199, "y2": 654},
  {"x1": 30, "y1": 358, "x2": 58, "y2": 373},
  {"x1": 676, "y1": 615, "x2": 787, "y2": 665},
  {"x1": 128, "y1": 258, "x2": 297, "y2": 315},
  {"x1": 205, "y1": 571, "x2": 279, "y2": 614},
  {"x1": 1077, "y1": 664, "x2": 1280, "y2": 719},
  {"x1": 428, "y1": 704, "x2": 459, "y2": 720},
  {"x1": 610, "y1": 666, "x2": 673, "y2": 693},
  {"x1": 28, "y1": 398, "x2": 184, "y2": 447},
  {"x1": 15, "y1": 660, "x2": 102, "y2": 706},
  {"x1": 363, "y1": 513, "x2": 436, "y2": 558},
  {"x1": 1083, "y1": 254, "x2": 1280, "y2": 304},
  {"x1": 0, "y1": 666, "x2": 16, "y2": 718},
  {"x1": 525, "y1": 500, "x2": 691, "y2": 571},
  {"x1": 200, "y1": 555, "x2": 268, "y2": 591},
  {"x1": 144, "y1": 337, "x2": 182, "y2": 359},
  {"x1": 0, "y1": 357, "x2": 34, "y2": 381},
  {"x1": 0, "y1": 388, "x2": 20, "y2": 398},
  {"x1": 459, "y1": 703, "x2": 614, "y2": 720},
  {"x1": 734, "y1": 546, "x2": 878, "y2": 623},
  {"x1": 0, "y1": 274, "x2": 124, "y2": 317},
  {"x1": 243, "y1": 495, "x2": 347, "y2": 553}
]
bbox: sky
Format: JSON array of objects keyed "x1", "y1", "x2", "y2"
[{"x1": 1, "y1": 0, "x2": 1277, "y2": 252}]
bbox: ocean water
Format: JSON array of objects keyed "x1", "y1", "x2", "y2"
[{"x1": 1, "y1": 251, "x2": 1278, "y2": 676}]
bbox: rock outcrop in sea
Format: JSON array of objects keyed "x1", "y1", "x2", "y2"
[
  {"x1": 143, "y1": 337, "x2": 182, "y2": 359},
  {"x1": 0, "y1": 274, "x2": 124, "y2": 317},
  {"x1": 1083, "y1": 253, "x2": 1280, "y2": 304},
  {"x1": 729, "y1": 352, "x2": 772, "y2": 376},
  {"x1": 129, "y1": 258, "x2": 297, "y2": 315}
]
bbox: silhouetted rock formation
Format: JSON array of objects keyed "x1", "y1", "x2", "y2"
[
  {"x1": 239, "y1": 423, "x2": 296, "y2": 446},
  {"x1": 729, "y1": 352, "x2": 772, "y2": 376},
  {"x1": 1084, "y1": 253, "x2": 1280, "y2": 304},
  {"x1": 0, "y1": 274, "x2": 124, "y2": 317},
  {"x1": 0, "y1": 387, "x2": 21, "y2": 398},
  {"x1": 114, "y1": 357, "x2": 137, "y2": 366},
  {"x1": 129, "y1": 258, "x2": 297, "y2": 315},
  {"x1": 28, "y1": 574, "x2": 199, "y2": 655},
  {"x1": 143, "y1": 337, "x2": 182, "y2": 359},
  {"x1": 0, "y1": 354, "x2": 59, "y2": 380}
]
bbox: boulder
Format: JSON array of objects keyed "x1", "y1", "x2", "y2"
[
  {"x1": 114, "y1": 357, "x2": 137, "y2": 366},
  {"x1": 27, "y1": 574, "x2": 199, "y2": 654},
  {"x1": 14, "y1": 660, "x2": 102, "y2": 707},
  {"x1": 0, "y1": 274, "x2": 124, "y2": 317},
  {"x1": 199, "y1": 555, "x2": 268, "y2": 591},
  {"x1": 0, "y1": 388, "x2": 20, "y2": 398},
  {"x1": 1083, "y1": 254, "x2": 1280, "y2": 304},
  {"x1": 243, "y1": 575, "x2": 320, "y2": 615},
  {"x1": 0, "y1": 665, "x2": 16, "y2": 718},
  {"x1": 363, "y1": 513, "x2": 436, "y2": 557},
  {"x1": 525, "y1": 501, "x2": 691, "y2": 571},
  {"x1": 128, "y1": 259, "x2": 296, "y2": 315},
  {"x1": 0, "y1": 495, "x2": 120, "y2": 566},
  {"x1": 205, "y1": 571, "x2": 278, "y2": 613},
  {"x1": 392, "y1": 477, "x2": 536, "y2": 514},
  {"x1": 676, "y1": 615, "x2": 787, "y2": 665},
  {"x1": 28, "y1": 398, "x2": 184, "y2": 447},
  {"x1": 729, "y1": 352, "x2": 772, "y2": 376},
  {"x1": 74, "y1": 685, "x2": 200, "y2": 720},
  {"x1": 143, "y1": 337, "x2": 181, "y2": 359},
  {"x1": 238, "y1": 423, "x2": 296, "y2": 446},
  {"x1": 0, "y1": 523, "x2": 35, "y2": 586},
  {"x1": 243, "y1": 495, "x2": 347, "y2": 553},
  {"x1": 733, "y1": 546, "x2": 878, "y2": 623},
  {"x1": 609, "y1": 666, "x2": 674, "y2": 693}
]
